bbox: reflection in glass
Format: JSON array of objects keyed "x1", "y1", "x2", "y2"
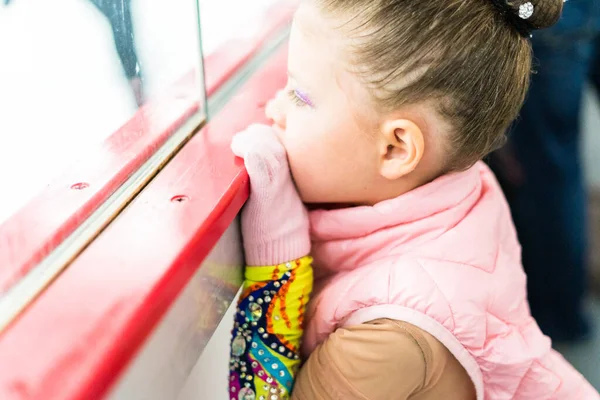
[
  {"x1": 0, "y1": 0, "x2": 205, "y2": 225},
  {"x1": 90, "y1": 0, "x2": 144, "y2": 105}
]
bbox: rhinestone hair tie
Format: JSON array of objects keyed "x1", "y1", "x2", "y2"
[
  {"x1": 518, "y1": 2, "x2": 534, "y2": 19},
  {"x1": 488, "y1": 0, "x2": 534, "y2": 37}
]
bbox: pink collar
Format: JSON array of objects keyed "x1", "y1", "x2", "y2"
[{"x1": 308, "y1": 163, "x2": 485, "y2": 272}]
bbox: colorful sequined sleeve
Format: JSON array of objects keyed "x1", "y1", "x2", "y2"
[{"x1": 229, "y1": 256, "x2": 313, "y2": 400}]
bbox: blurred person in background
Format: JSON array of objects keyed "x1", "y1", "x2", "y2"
[
  {"x1": 490, "y1": 0, "x2": 600, "y2": 342},
  {"x1": 89, "y1": 0, "x2": 144, "y2": 106}
]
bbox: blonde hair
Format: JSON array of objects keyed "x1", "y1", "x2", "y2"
[{"x1": 317, "y1": 0, "x2": 563, "y2": 171}]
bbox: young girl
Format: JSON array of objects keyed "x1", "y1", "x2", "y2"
[{"x1": 229, "y1": 0, "x2": 600, "y2": 398}]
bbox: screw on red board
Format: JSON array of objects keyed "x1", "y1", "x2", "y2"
[
  {"x1": 170, "y1": 195, "x2": 190, "y2": 203},
  {"x1": 70, "y1": 182, "x2": 90, "y2": 190}
]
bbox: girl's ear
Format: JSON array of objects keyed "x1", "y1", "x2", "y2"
[{"x1": 377, "y1": 118, "x2": 425, "y2": 180}]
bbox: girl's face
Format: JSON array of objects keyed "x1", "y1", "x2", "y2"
[{"x1": 271, "y1": 1, "x2": 384, "y2": 205}]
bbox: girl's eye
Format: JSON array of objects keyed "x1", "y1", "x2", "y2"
[{"x1": 287, "y1": 89, "x2": 312, "y2": 107}]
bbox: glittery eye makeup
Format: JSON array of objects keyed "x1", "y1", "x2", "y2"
[
  {"x1": 287, "y1": 88, "x2": 314, "y2": 107},
  {"x1": 295, "y1": 89, "x2": 314, "y2": 107}
]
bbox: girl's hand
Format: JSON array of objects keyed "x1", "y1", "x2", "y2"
[{"x1": 231, "y1": 124, "x2": 310, "y2": 265}]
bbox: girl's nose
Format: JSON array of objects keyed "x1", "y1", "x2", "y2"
[{"x1": 265, "y1": 89, "x2": 287, "y2": 131}]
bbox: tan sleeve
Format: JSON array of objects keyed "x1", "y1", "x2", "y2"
[{"x1": 291, "y1": 319, "x2": 476, "y2": 400}]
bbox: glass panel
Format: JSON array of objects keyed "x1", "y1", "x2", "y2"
[
  {"x1": 0, "y1": 0, "x2": 205, "y2": 225},
  {"x1": 199, "y1": 0, "x2": 283, "y2": 56}
]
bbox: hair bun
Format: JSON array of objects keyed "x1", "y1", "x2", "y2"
[
  {"x1": 490, "y1": 0, "x2": 564, "y2": 37},
  {"x1": 522, "y1": 0, "x2": 564, "y2": 29}
]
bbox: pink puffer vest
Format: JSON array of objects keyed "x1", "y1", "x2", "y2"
[{"x1": 303, "y1": 162, "x2": 598, "y2": 399}]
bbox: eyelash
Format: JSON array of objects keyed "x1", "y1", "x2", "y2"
[{"x1": 287, "y1": 89, "x2": 310, "y2": 107}]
